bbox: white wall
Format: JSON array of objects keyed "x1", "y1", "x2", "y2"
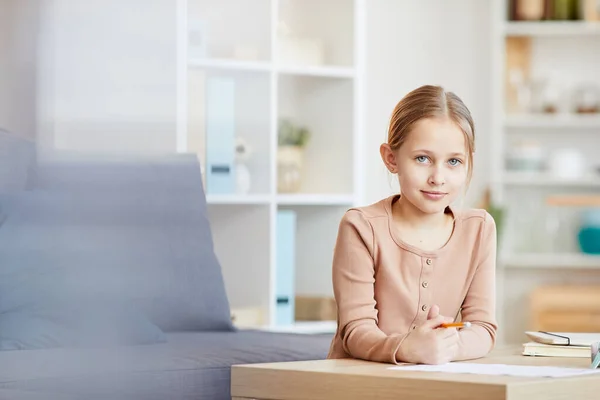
[
  {"x1": 0, "y1": 0, "x2": 39, "y2": 139},
  {"x1": 364, "y1": 0, "x2": 492, "y2": 209},
  {"x1": 33, "y1": 0, "x2": 493, "y2": 196},
  {"x1": 0, "y1": 1, "x2": 10, "y2": 130},
  {"x1": 37, "y1": 0, "x2": 177, "y2": 153}
]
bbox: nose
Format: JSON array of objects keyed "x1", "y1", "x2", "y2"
[{"x1": 428, "y1": 165, "x2": 445, "y2": 186}]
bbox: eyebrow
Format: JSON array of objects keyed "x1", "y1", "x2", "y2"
[{"x1": 412, "y1": 149, "x2": 466, "y2": 157}]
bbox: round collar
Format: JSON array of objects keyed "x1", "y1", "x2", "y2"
[{"x1": 383, "y1": 194, "x2": 462, "y2": 258}]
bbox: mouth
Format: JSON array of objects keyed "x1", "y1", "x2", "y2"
[{"x1": 421, "y1": 190, "x2": 448, "y2": 200}]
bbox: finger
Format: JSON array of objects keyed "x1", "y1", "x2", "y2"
[
  {"x1": 427, "y1": 304, "x2": 440, "y2": 320},
  {"x1": 421, "y1": 314, "x2": 446, "y2": 330}
]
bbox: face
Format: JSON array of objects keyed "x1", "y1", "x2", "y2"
[{"x1": 381, "y1": 117, "x2": 469, "y2": 215}]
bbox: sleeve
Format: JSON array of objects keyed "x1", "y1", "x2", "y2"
[
  {"x1": 332, "y1": 210, "x2": 407, "y2": 364},
  {"x1": 455, "y1": 211, "x2": 498, "y2": 361}
]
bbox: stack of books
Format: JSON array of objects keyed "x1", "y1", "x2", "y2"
[{"x1": 522, "y1": 331, "x2": 600, "y2": 358}]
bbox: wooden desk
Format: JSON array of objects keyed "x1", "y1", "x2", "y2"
[{"x1": 231, "y1": 347, "x2": 600, "y2": 399}]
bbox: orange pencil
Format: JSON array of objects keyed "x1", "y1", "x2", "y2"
[{"x1": 440, "y1": 322, "x2": 471, "y2": 329}]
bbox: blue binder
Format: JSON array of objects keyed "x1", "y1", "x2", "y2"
[
  {"x1": 275, "y1": 210, "x2": 296, "y2": 326},
  {"x1": 205, "y1": 77, "x2": 235, "y2": 194}
]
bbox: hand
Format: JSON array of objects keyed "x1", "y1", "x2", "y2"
[
  {"x1": 427, "y1": 304, "x2": 454, "y2": 325},
  {"x1": 396, "y1": 304, "x2": 460, "y2": 365}
]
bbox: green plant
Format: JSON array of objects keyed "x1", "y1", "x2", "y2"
[
  {"x1": 487, "y1": 203, "x2": 505, "y2": 244},
  {"x1": 478, "y1": 189, "x2": 505, "y2": 248},
  {"x1": 278, "y1": 119, "x2": 310, "y2": 147}
]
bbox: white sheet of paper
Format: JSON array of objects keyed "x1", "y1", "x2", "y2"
[{"x1": 389, "y1": 363, "x2": 600, "y2": 378}]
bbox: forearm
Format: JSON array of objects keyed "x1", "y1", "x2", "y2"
[
  {"x1": 454, "y1": 323, "x2": 495, "y2": 361},
  {"x1": 342, "y1": 320, "x2": 407, "y2": 364}
]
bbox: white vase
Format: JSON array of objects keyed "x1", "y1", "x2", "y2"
[{"x1": 277, "y1": 146, "x2": 304, "y2": 193}]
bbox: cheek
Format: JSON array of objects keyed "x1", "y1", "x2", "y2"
[
  {"x1": 397, "y1": 164, "x2": 427, "y2": 187},
  {"x1": 447, "y1": 167, "x2": 468, "y2": 185}
]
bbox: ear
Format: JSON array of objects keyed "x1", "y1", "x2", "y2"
[{"x1": 380, "y1": 143, "x2": 398, "y2": 174}]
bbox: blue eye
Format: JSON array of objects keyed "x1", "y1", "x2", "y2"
[
  {"x1": 448, "y1": 158, "x2": 462, "y2": 166},
  {"x1": 416, "y1": 156, "x2": 429, "y2": 163}
]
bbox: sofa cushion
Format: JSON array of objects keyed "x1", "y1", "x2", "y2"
[
  {"x1": 0, "y1": 331, "x2": 333, "y2": 400},
  {"x1": 0, "y1": 153, "x2": 234, "y2": 332},
  {"x1": 0, "y1": 296, "x2": 166, "y2": 351},
  {"x1": 0, "y1": 129, "x2": 36, "y2": 192},
  {"x1": 0, "y1": 389, "x2": 82, "y2": 400}
]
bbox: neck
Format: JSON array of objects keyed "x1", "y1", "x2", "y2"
[{"x1": 393, "y1": 194, "x2": 450, "y2": 231}]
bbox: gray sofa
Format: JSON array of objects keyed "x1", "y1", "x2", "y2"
[{"x1": 0, "y1": 136, "x2": 333, "y2": 399}]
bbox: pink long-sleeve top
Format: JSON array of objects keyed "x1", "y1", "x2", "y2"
[{"x1": 327, "y1": 194, "x2": 498, "y2": 364}]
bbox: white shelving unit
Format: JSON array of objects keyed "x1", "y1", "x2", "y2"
[
  {"x1": 504, "y1": 20, "x2": 600, "y2": 36},
  {"x1": 176, "y1": 0, "x2": 365, "y2": 334},
  {"x1": 505, "y1": 113, "x2": 600, "y2": 129},
  {"x1": 503, "y1": 253, "x2": 600, "y2": 269},
  {"x1": 503, "y1": 172, "x2": 600, "y2": 187},
  {"x1": 491, "y1": 1, "x2": 600, "y2": 344}
]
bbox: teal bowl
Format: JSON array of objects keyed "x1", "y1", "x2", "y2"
[
  {"x1": 578, "y1": 227, "x2": 600, "y2": 254},
  {"x1": 578, "y1": 209, "x2": 600, "y2": 255}
]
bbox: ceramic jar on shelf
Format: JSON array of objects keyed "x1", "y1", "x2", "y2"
[{"x1": 578, "y1": 209, "x2": 600, "y2": 255}]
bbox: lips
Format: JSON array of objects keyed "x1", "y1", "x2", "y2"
[{"x1": 421, "y1": 190, "x2": 447, "y2": 200}]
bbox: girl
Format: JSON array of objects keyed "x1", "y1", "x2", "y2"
[{"x1": 327, "y1": 85, "x2": 497, "y2": 365}]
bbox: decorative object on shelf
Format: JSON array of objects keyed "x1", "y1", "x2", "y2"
[
  {"x1": 188, "y1": 19, "x2": 207, "y2": 59},
  {"x1": 277, "y1": 20, "x2": 324, "y2": 66},
  {"x1": 514, "y1": 0, "x2": 546, "y2": 20},
  {"x1": 507, "y1": 68, "x2": 533, "y2": 113},
  {"x1": 230, "y1": 307, "x2": 264, "y2": 329},
  {"x1": 542, "y1": 205, "x2": 571, "y2": 253},
  {"x1": 206, "y1": 77, "x2": 236, "y2": 194},
  {"x1": 505, "y1": 33, "x2": 534, "y2": 113},
  {"x1": 548, "y1": 148, "x2": 586, "y2": 179},
  {"x1": 478, "y1": 188, "x2": 505, "y2": 249},
  {"x1": 234, "y1": 137, "x2": 253, "y2": 195},
  {"x1": 505, "y1": 140, "x2": 545, "y2": 172},
  {"x1": 572, "y1": 84, "x2": 600, "y2": 114},
  {"x1": 551, "y1": 0, "x2": 580, "y2": 20},
  {"x1": 582, "y1": 0, "x2": 600, "y2": 20},
  {"x1": 530, "y1": 74, "x2": 566, "y2": 114},
  {"x1": 275, "y1": 210, "x2": 296, "y2": 326},
  {"x1": 577, "y1": 208, "x2": 600, "y2": 254},
  {"x1": 295, "y1": 296, "x2": 337, "y2": 322},
  {"x1": 277, "y1": 118, "x2": 310, "y2": 193}
]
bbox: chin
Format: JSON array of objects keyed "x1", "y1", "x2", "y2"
[
  {"x1": 409, "y1": 192, "x2": 454, "y2": 215},
  {"x1": 415, "y1": 202, "x2": 449, "y2": 215}
]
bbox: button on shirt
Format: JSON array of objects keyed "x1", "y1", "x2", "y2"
[{"x1": 327, "y1": 195, "x2": 498, "y2": 365}]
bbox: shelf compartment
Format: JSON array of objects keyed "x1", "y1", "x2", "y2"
[
  {"x1": 188, "y1": 68, "x2": 272, "y2": 196},
  {"x1": 277, "y1": 0, "x2": 355, "y2": 68},
  {"x1": 277, "y1": 74, "x2": 354, "y2": 195},
  {"x1": 208, "y1": 204, "x2": 271, "y2": 311},
  {"x1": 277, "y1": 205, "x2": 347, "y2": 301},
  {"x1": 188, "y1": 0, "x2": 271, "y2": 62}
]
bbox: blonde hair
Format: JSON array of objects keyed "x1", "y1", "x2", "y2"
[{"x1": 387, "y1": 85, "x2": 475, "y2": 186}]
